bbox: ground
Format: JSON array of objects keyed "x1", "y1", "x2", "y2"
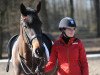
[
  {"x1": 88, "y1": 57, "x2": 100, "y2": 75},
  {"x1": 0, "y1": 57, "x2": 100, "y2": 75}
]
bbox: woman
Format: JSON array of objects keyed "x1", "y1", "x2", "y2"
[{"x1": 44, "y1": 17, "x2": 89, "y2": 75}]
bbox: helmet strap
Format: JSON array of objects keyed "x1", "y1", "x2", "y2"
[
  {"x1": 62, "y1": 31, "x2": 69, "y2": 38},
  {"x1": 61, "y1": 31, "x2": 70, "y2": 44}
]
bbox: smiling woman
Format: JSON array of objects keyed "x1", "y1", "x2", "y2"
[{"x1": 44, "y1": 17, "x2": 89, "y2": 75}]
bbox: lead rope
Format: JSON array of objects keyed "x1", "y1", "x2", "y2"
[
  {"x1": 48, "y1": 46, "x2": 59, "y2": 75},
  {"x1": 50, "y1": 62, "x2": 58, "y2": 75},
  {"x1": 48, "y1": 42, "x2": 58, "y2": 75}
]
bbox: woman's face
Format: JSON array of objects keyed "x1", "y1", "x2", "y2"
[{"x1": 64, "y1": 27, "x2": 76, "y2": 37}]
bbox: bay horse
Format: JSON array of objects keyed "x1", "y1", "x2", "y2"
[{"x1": 6, "y1": 2, "x2": 54, "y2": 75}]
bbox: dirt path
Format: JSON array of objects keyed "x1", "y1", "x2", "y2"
[
  {"x1": 88, "y1": 57, "x2": 100, "y2": 75},
  {"x1": 0, "y1": 57, "x2": 100, "y2": 75}
]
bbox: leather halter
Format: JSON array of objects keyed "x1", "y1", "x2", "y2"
[
  {"x1": 23, "y1": 24, "x2": 42, "y2": 50},
  {"x1": 19, "y1": 25, "x2": 46, "y2": 75}
]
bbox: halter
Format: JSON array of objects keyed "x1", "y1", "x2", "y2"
[{"x1": 23, "y1": 24, "x2": 42, "y2": 50}]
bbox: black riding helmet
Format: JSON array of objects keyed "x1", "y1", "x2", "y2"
[{"x1": 59, "y1": 17, "x2": 76, "y2": 31}]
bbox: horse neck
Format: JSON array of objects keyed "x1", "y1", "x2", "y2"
[
  {"x1": 19, "y1": 25, "x2": 32, "y2": 57},
  {"x1": 19, "y1": 25, "x2": 24, "y2": 38},
  {"x1": 18, "y1": 29, "x2": 33, "y2": 69}
]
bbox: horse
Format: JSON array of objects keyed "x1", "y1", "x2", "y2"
[{"x1": 6, "y1": 2, "x2": 54, "y2": 75}]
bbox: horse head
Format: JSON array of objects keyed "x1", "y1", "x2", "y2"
[{"x1": 20, "y1": 2, "x2": 44, "y2": 58}]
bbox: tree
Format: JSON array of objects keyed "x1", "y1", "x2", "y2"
[
  {"x1": 69, "y1": 0, "x2": 74, "y2": 18},
  {"x1": 39, "y1": 0, "x2": 49, "y2": 32},
  {"x1": 0, "y1": 0, "x2": 8, "y2": 59},
  {"x1": 94, "y1": 0, "x2": 100, "y2": 37},
  {"x1": 0, "y1": 27, "x2": 3, "y2": 59}
]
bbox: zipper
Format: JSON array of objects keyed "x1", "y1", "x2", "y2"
[{"x1": 66, "y1": 45, "x2": 70, "y2": 75}]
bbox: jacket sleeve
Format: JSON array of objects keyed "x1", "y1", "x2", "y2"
[
  {"x1": 79, "y1": 40, "x2": 89, "y2": 75},
  {"x1": 44, "y1": 44, "x2": 58, "y2": 73}
]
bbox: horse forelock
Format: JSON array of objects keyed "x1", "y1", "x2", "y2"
[{"x1": 26, "y1": 7, "x2": 35, "y2": 12}]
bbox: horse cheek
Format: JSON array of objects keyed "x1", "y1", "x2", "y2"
[{"x1": 32, "y1": 39, "x2": 40, "y2": 54}]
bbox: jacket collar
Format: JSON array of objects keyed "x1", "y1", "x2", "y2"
[{"x1": 59, "y1": 34, "x2": 75, "y2": 45}]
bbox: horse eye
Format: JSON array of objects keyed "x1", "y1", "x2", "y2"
[{"x1": 35, "y1": 48, "x2": 43, "y2": 57}]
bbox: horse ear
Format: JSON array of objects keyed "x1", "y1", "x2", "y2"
[
  {"x1": 20, "y1": 3, "x2": 27, "y2": 16},
  {"x1": 36, "y1": 1, "x2": 41, "y2": 13}
]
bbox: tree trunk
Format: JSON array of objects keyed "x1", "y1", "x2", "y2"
[
  {"x1": 39, "y1": 0, "x2": 49, "y2": 32},
  {"x1": 69, "y1": 0, "x2": 74, "y2": 18},
  {"x1": 0, "y1": 27, "x2": 3, "y2": 59},
  {"x1": 0, "y1": 0, "x2": 7, "y2": 59},
  {"x1": 94, "y1": 0, "x2": 100, "y2": 37}
]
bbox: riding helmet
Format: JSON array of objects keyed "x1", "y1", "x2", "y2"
[{"x1": 59, "y1": 17, "x2": 76, "y2": 31}]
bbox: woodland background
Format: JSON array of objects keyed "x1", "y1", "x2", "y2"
[{"x1": 0, "y1": 0, "x2": 100, "y2": 59}]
